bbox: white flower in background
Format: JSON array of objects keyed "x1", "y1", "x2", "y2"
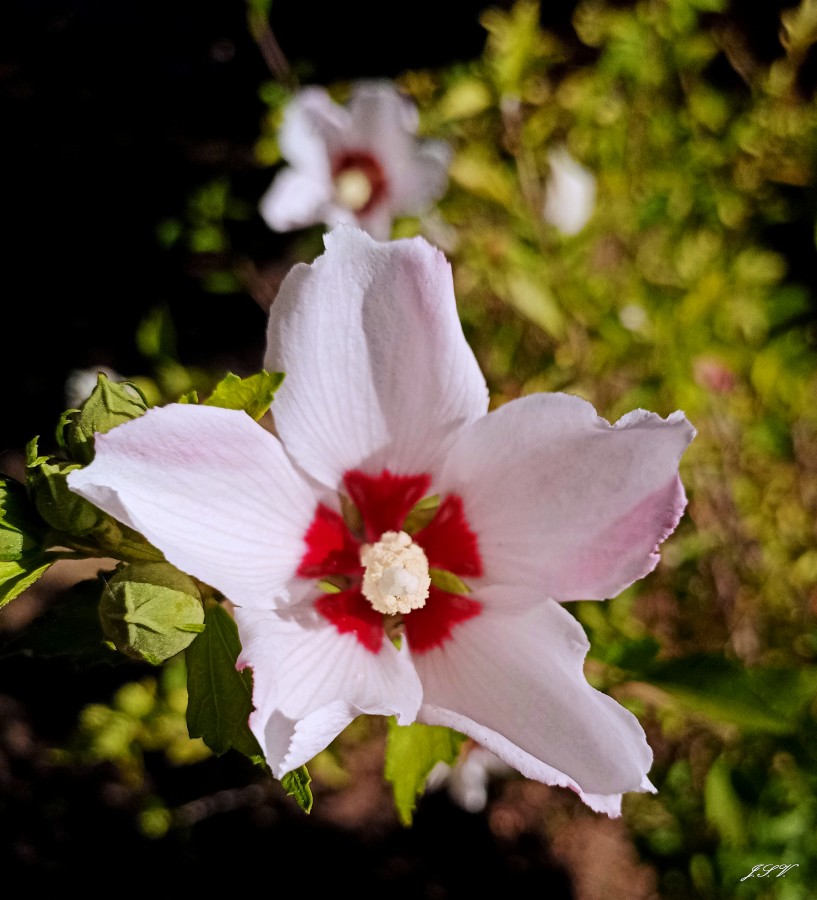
[
  {"x1": 542, "y1": 146, "x2": 597, "y2": 236},
  {"x1": 427, "y1": 741, "x2": 512, "y2": 813},
  {"x1": 68, "y1": 226, "x2": 694, "y2": 817},
  {"x1": 259, "y1": 80, "x2": 452, "y2": 240},
  {"x1": 64, "y1": 366, "x2": 124, "y2": 409}
]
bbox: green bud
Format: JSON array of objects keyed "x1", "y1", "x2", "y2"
[
  {"x1": 92, "y1": 518, "x2": 166, "y2": 563},
  {"x1": 61, "y1": 373, "x2": 148, "y2": 464},
  {"x1": 0, "y1": 475, "x2": 44, "y2": 561},
  {"x1": 100, "y1": 562, "x2": 205, "y2": 665},
  {"x1": 28, "y1": 457, "x2": 102, "y2": 535}
]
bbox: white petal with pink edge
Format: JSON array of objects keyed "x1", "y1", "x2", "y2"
[
  {"x1": 235, "y1": 604, "x2": 423, "y2": 777},
  {"x1": 412, "y1": 590, "x2": 655, "y2": 806},
  {"x1": 265, "y1": 225, "x2": 489, "y2": 489},
  {"x1": 437, "y1": 392, "x2": 695, "y2": 601},
  {"x1": 66, "y1": 404, "x2": 317, "y2": 609}
]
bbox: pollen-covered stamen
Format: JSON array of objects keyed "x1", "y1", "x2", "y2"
[
  {"x1": 334, "y1": 169, "x2": 373, "y2": 211},
  {"x1": 360, "y1": 530, "x2": 431, "y2": 616},
  {"x1": 331, "y1": 151, "x2": 387, "y2": 214}
]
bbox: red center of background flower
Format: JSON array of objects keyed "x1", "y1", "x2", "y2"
[
  {"x1": 331, "y1": 150, "x2": 388, "y2": 214},
  {"x1": 297, "y1": 470, "x2": 482, "y2": 654}
]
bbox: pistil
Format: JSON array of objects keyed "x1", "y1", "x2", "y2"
[
  {"x1": 334, "y1": 168, "x2": 374, "y2": 211},
  {"x1": 360, "y1": 530, "x2": 431, "y2": 615}
]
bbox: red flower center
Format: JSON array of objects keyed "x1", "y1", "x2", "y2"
[
  {"x1": 331, "y1": 150, "x2": 388, "y2": 214},
  {"x1": 297, "y1": 469, "x2": 482, "y2": 654}
]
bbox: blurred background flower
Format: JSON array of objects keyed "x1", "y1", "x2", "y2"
[
  {"x1": 258, "y1": 81, "x2": 451, "y2": 239},
  {"x1": 542, "y1": 145, "x2": 596, "y2": 235}
]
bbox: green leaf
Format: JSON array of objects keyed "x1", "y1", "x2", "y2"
[
  {"x1": 281, "y1": 766, "x2": 313, "y2": 813},
  {"x1": 203, "y1": 371, "x2": 285, "y2": 421},
  {"x1": 0, "y1": 555, "x2": 54, "y2": 609},
  {"x1": 599, "y1": 635, "x2": 661, "y2": 672},
  {"x1": 0, "y1": 475, "x2": 44, "y2": 561},
  {"x1": 644, "y1": 655, "x2": 817, "y2": 734},
  {"x1": 503, "y1": 271, "x2": 565, "y2": 339},
  {"x1": 704, "y1": 756, "x2": 746, "y2": 848},
  {"x1": 385, "y1": 719, "x2": 466, "y2": 826},
  {"x1": 185, "y1": 602, "x2": 264, "y2": 763},
  {"x1": 780, "y1": 0, "x2": 817, "y2": 59},
  {"x1": 136, "y1": 305, "x2": 179, "y2": 362}
]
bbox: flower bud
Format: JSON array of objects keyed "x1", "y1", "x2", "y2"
[
  {"x1": 61, "y1": 373, "x2": 148, "y2": 465},
  {"x1": 0, "y1": 475, "x2": 44, "y2": 561},
  {"x1": 28, "y1": 458, "x2": 102, "y2": 535},
  {"x1": 100, "y1": 562, "x2": 205, "y2": 665}
]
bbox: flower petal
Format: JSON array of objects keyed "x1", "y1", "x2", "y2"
[
  {"x1": 438, "y1": 393, "x2": 695, "y2": 601},
  {"x1": 344, "y1": 469, "x2": 431, "y2": 541},
  {"x1": 344, "y1": 81, "x2": 419, "y2": 169},
  {"x1": 414, "y1": 588, "x2": 655, "y2": 809},
  {"x1": 542, "y1": 146, "x2": 597, "y2": 236},
  {"x1": 277, "y1": 85, "x2": 345, "y2": 176},
  {"x1": 412, "y1": 494, "x2": 482, "y2": 577},
  {"x1": 66, "y1": 404, "x2": 318, "y2": 609},
  {"x1": 265, "y1": 225, "x2": 489, "y2": 489},
  {"x1": 353, "y1": 203, "x2": 395, "y2": 241},
  {"x1": 388, "y1": 140, "x2": 453, "y2": 217},
  {"x1": 259, "y1": 169, "x2": 334, "y2": 233},
  {"x1": 404, "y1": 587, "x2": 481, "y2": 653},
  {"x1": 235, "y1": 603, "x2": 422, "y2": 777}
]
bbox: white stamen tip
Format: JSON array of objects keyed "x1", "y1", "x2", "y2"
[
  {"x1": 334, "y1": 169, "x2": 373, "y2": 211},
  {"x1": 361, "y1": 530, "x2": 430, "y2": 616}
]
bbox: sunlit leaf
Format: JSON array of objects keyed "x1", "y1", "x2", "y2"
[
  {"x1": 0, "y1": 475, "x2": 44, "y2": 561},
  {"x1": 385, "y1": 719, "x2": 466, "y2": 826},
  {"x1": 281, "y1": 765, "x2": 313, "y2": 813},
  {"x1": 0, "y1": 555, "x2": 54, "y2": 609},
  {"x1": 185, "y1": 602, "x2": 264, "y2": 763},
  {"x1": 704, "y1": 756, "x2": 746, "y2": 848},
  {"x1": 203, "y1": 371, "x2": 285, "y2": 421}
]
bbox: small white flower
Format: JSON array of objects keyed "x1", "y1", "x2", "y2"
[
  {"x1": 542, "y1": 146, "x2": 597, "y2": 236},
  {"x1": 428, "y1": 741, "x2": 512, "y2": 813},
  {"x1": 259, "y1": 81, "x2": 452, "y2": 240}
]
